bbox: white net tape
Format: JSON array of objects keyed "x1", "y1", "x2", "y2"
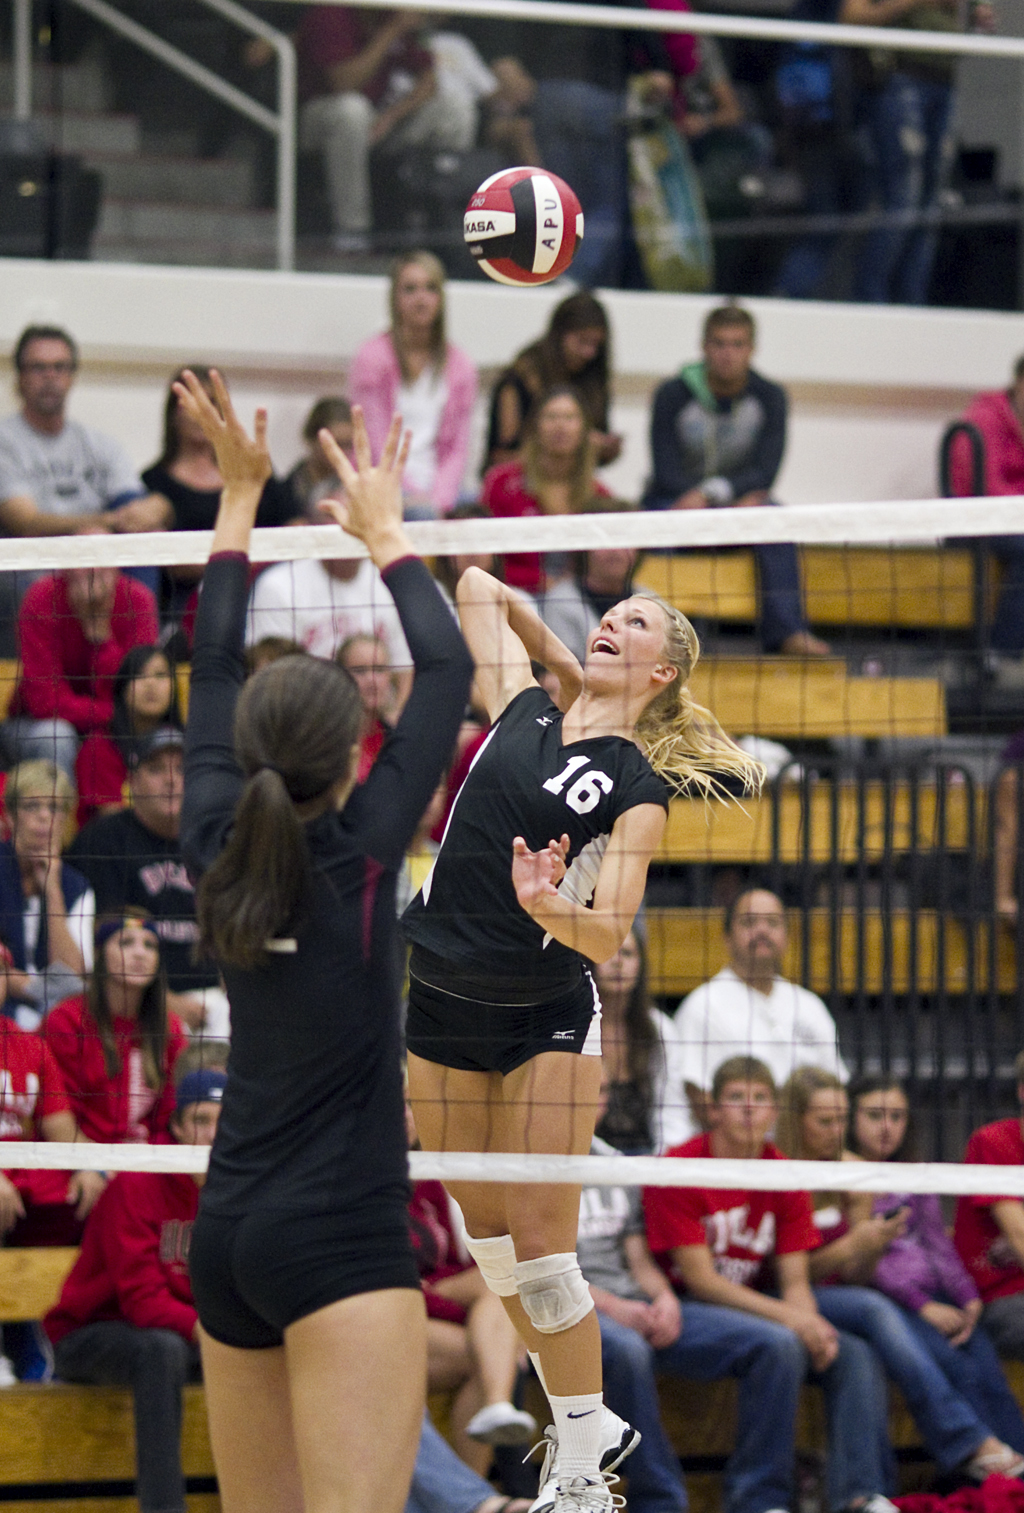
[
  {"x1": 3, "y1": 495, "x2": 1024, "y2": 572},
  {"x1": 12, "y1": 1144, "x2": 1024, "y2": 1195}
]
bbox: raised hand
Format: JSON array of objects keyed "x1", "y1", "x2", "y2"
[
  {"x1": 512, "y1": 835, "x2": 562, "y2": 917},
  {"x1": 172, "y1": 369, "x2": 272, "y2": 496},
  {"x1": 318, "y1": 408, "x2": 409, "y2": 539},
  {"x1": 317, "y1": 407, "x2": 413, "y2": 574}
]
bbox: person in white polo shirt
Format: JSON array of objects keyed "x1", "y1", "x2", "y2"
[{"x1": 673, "y1": 886, "x2": 847, "y2": 1139}]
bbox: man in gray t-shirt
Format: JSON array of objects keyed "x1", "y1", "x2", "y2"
[
  {"x1": 0, "y1": 326, "x2": 171, "y2": 537},
  {"x1": 573, "y1": 1136, "x2": 689, "y2": 1513}
]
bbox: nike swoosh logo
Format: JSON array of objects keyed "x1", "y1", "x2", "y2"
[{"x1": 566, "y1": 1410, "x2": 595, "y2": 1419}]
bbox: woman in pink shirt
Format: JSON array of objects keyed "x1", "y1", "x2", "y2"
[{"x1": 350, "y1": 251, "x2": 478, "y2": 519}]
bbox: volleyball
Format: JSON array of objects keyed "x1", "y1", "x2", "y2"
[{"x1": 463, "y1": 167, "x2": 584, "y2": 286}]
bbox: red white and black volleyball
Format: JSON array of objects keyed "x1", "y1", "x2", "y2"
[{"x1": 464, "y1": 167, "x2": 584, "y2": 286}]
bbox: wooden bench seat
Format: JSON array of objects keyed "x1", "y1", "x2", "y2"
[
  {"x1": 0, "y1": 1249, "x2": 215, "y2": 1512},
  {"x1": 638, "y1": 547, "x2": 978, "y2": 631},
  {"x1": 658, "y1": 780, "x2": 974, "y2": 865},
  {"x1": 646, "y1": 905, "x2": 1018, "y2": 997},
  {"x1": 688, "y1": 658, "x2": 946, "y2": 739},
  {"x1": 9, "y1": 645, "x2": 947, "y2": 744},
  {"x1": 3, "y1": 1221, "x2": 1022, "y2": 1511}
]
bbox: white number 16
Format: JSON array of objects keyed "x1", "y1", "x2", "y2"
[{"x1": 543, "y1": 756, "x2": 614, "y2": 815}]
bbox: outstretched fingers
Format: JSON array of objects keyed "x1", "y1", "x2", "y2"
[
  {"x1": 172, "y1": 368, "x2": 224, "y2": 442},
  {"x1": 208, "y1": 368, "x2": 240, "y2": 431},
  {"x1": 379, "y1": 412, "x2": 407, "y2": 475},
  {"x1": 318, "y1": 425, "x2": 358, "y2": 492},
  {"x1": 351, "y1": 403, "x2": 374, "y2": 473}
]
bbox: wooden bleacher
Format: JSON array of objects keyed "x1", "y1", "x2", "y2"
[
  {"x1": 0, "y1": 662, "x2": 17, "y2": 723},
  {"x1": 637, "y1": 546, "x2": 978, "y2": 631},
  {"x1": 646, "y1": 906, "x2": 1017, "y2": 997},
  {"x1": 6, "y1": 1231, "x2": 1024, "y2": 1511},
  {"x1": 657, "y1": 780, "x2": 975, "y2": 865},
  {"x1": 688, "y1": 658, "x2": 946, "y2": 739},
  {"x1": 2, "y1": 636, "x2": 950, "y2": 744},
  {"x1": 0, "y1": 1250, "x2": 215, "y2": 1513}
]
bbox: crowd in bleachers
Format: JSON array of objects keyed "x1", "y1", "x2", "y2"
[
  {"x1": 5, "y1": 292, "x2": 1024, "y2": 1512},
  {"x1": 40, "y1": 0, "x2": 1000, "y2": 302}
]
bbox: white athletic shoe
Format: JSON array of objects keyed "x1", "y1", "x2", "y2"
[
  {"x1": 527, "y1": 1410, "x2": 641, "y2": 1513},
  {"x1": 466, "y1": 1401, "x2": 538, "y2": 1446},
  {"x1": 551, "y1": 1473, "x2": 625, "y2": 1513},
  {"x1": 0, "y1": 1355, "x2": 17, "y2": 1388}
]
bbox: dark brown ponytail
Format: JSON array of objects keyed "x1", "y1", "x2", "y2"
[{"x1": 197, "y1": 655, "x2": 362, "y2": 968}]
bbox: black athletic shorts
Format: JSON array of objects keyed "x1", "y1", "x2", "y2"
[
  {"x1": 405, "y1": 963, "x2": 602, "y2": 1075},
  {"x1": 189, "y1": 1204, "x2": 419, "y2": 1350}
]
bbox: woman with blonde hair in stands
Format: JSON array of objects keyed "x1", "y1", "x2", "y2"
[
  {"x1": 777, "y1": 1067, "x2": 1024, "y2": 1483},
  {"x1": 350, "y1": 251, "x2": 478, "y2": 520},
  {"x1": 405, "y1": 568, "x2": 762, "y2": 1513},
  {"x1": 0, "y1": 760, "x2": 94, "y2": 1024}
]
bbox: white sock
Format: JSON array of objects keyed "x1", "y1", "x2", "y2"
[
  {"x1": 529, "y1": 1350, "x2": 550, "y2": 1399},
  {"x1": 548, "y1": 1390, "x2": 604, "y2": 1483}
]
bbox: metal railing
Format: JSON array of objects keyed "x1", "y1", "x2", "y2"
[
  {"x1": 303, "y1": 0, "x2": 1024, "y2": 64},
  {"x1": 9, "y1": 0, "x2": 296, "y2": 270}
]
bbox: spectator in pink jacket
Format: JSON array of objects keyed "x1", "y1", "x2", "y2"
[
  {"x1": 350, "y1": 251, "x2": 478, "y2": 519},
  {"x1": 949, "y1": 355, "x2": 1024, "y2": 657},
  {"x1": 1, "y1": 537, "x2": 159, "y2": 778}
]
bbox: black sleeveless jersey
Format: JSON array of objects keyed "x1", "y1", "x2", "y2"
[{"x1": 402, "y1": 686, "x2": 670, "y2": 993}]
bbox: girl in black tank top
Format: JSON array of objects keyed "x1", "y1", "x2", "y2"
[
  {"x1": 405, "y1": 558, "x2": 762, "y2": 1513},
  {"x1": 174, "y1": 372, "x2": 473, "y2": 1513}
]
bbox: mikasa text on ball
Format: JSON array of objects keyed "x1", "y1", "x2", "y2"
[{"x1": 464, "y1": 167, "x2": 584, "y2": 286}]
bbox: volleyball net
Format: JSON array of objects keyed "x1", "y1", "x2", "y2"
[{"x1": 3, "y1": 496, "x2": 1024, "y2": 1184}]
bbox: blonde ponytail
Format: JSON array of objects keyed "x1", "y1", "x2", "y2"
[{"x1": 632, "y1": 593, "x2": 765, "y2": 800}]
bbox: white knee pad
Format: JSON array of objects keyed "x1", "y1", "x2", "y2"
[
  {"x1": 514, "y1": 1253, "x2": 594, "y2": 1334},
  {"x1": 464, "y1": 1232, "x2": 519, "y2": 1298}
]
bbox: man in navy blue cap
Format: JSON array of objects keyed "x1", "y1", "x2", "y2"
[{"x1": 43, "y1": 1067, "x2": 225, "y2": 1513}]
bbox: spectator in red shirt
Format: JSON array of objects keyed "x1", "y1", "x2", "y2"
[
  {"x1": 480, "y1": 387, "x2": 611, "y2": 596},
  {"x1": 948, "y1": 355, "x2": 1024, "y2": 660},
  {"x1": 1, "y1": 539, "x2": 159, "y2": 779},
  {"x1": 44, "y1": 910, "x2": 187, "y2": 1146},
  {"x1": 296, "y1": 8, "x2": 477, "y2": 252},
  {"x1": 45, "y1": 1066, "x2": 225, "y2": 1513},
  {"x1": 75, "y1": 645, "x2": 182, "y2": 827},
  {"x1": 642, "y1": 1056, "x2": 897, "y2": 1513},
  {"x1": 954, "y1": 1050, "x2": 1024, "y2": 1359}
]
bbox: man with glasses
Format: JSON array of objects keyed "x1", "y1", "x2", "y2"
[
  {"x1": 0, "y1": 326, "x2": 171, "y2": 538},
  {"x1": 672, "y1": 886, "x2": 848, "y2": 1139}
]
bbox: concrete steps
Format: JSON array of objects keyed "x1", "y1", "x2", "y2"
[
  {"x1": 0, "y1": 58, "x2": 110, "y2": 114},
  {"x1": 2, "y1": 51, "x2": 270, "y2": 266},
  {"x1": 93, "y1": 196, "x2": 276, "y2": 265},
  {"x1": 83, "y1": 151, "x2": 255, "y2": 207}
]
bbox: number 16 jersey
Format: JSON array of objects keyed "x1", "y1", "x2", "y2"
[{"x1": 402, "y1": 686, "x2": 670, "y2": 996}]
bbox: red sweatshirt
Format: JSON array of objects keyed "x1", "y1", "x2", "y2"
[
  {"x1": 74, "y1": 733, "x2": 128, "y2": 826},
  {"x1": 0, "y1": 1019, "x2": 74, "y2": 1207},
  {"x1": 949, "y1": 390, "x2": 1024, "y2": 499},
  {"x1": 479, "y1": 461, "x2": 610, "y2": 593},
  {"x1": 8, "y1": 573, "x2": 158, "y2": 735},
  {"x1": 44, "y1": 1166, "x2": 199, "y2": 1345},
  {"x1": 43, "y1": 996, "x2": 186, "y2": 1144}
]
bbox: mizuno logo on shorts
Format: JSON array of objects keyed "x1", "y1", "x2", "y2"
[{"x1": 552, "y1": 1030, "x2": 575, "y2": 1040}]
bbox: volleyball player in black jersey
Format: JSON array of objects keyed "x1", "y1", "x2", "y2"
[
  {"x1": 404, "y1": 567, "x2": 761, "y2": 1513},
  {"x1": 173, "y1": 371, "x2": 473, "y2": 1513}
]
